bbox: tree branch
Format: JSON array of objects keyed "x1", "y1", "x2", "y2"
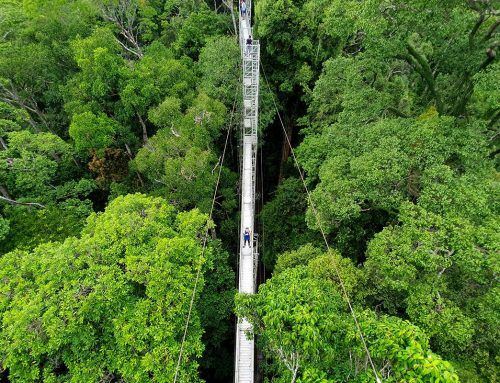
[
  {"x1": 137, "y1": 113, "x2": 148, "y2": 143},
  {"x1": 478, "y1": 44, "x2": 497, "y2": 72},
  {"x1": 406, "y1": 43, "x2": 444, "y2": 114},
  {"x1": 489, "y1": 147, "x2": 500, "y2": 159},
  {"x1": 0, "y1": 82, "x2": 47, "y2": 132},
  {"x1": 488, "y1": 109, "x2": 500, "y2": 129},
  {"x1": 0, "y1": 195, "x2": 45, "y2": 209},
  {"x1": 115, "y1": 37, "x2": 143, "y2": 59},
  {"x1": 469, "y1": 12, "x2": 486, "y2": 48},
  {"x1": 453, "y1": 41, "x2": 498, "y2": 116},
  {"x1": 483, "y1": 19, "x2": 500, "y2": 42},
  {"x1": 124, "y1": 143, "x2": 145, "y2": 187},
  {"x1": 0, "y1": 137, "x2": 7, "y2": 150},
  {"x1": 386, "y1": 106, "x2": 409, "y2": 118},
  {"x1": 99, "y1": 0, "x2": 143, "y2": 59}
]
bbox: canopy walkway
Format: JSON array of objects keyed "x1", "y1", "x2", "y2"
[{"x1": 234, "y1": 1, "x2": 260, "y2": 382}]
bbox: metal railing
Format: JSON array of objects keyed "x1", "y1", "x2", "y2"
[{"x1": 235, "y1": 0, "x2": 260, "y2": 381}]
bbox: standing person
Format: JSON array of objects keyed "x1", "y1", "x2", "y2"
[
  {"x1": 246, "y1": 35, "x2": 252, "y2": 55},
  {"x1": 241, "y1": 0, "x2": 247, "y2": 17},
  {"x1": 243, "y1": 227, "x2": 251, "y2": 248}
]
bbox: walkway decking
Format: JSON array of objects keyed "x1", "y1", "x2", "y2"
[{"x1": 234, "y1": 2, "x2": 260, "y2": 382}]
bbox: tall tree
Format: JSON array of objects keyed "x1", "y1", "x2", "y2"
[{"x1": 0, "y1": 194, "x2": 219, "y2": 382}]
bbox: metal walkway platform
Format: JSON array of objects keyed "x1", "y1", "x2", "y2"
[{"x1": 234, "y1": 1, "x2": 260, "y2": 382}]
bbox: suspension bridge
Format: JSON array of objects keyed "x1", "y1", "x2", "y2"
[{"x1": 234, "y1": 1, "x2": 260, "y2": 382}]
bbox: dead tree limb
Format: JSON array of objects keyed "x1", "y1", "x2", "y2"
[
  {"x1": 0, "y1": 195, "x2": 45, "y2": 209},
  {"x1": 0, "y1": 82, "x2": 48, "y2": 132},
  {"x1": 99, "y1": 0, "x2": 144, "y2": 59}
]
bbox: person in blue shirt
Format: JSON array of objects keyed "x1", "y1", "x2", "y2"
[
  {"x1": 240, "y1": 0, "x2": 247, "y2": 17},
  {"x1": 243, "y1": 227, "x2": 251, "y2": 248}
]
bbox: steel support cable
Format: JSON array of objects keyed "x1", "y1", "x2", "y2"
[
  {"x1": 259, "y1": 61, "x2": 382, "y2": 383},
  {"x1": 173, "y1": 93, "x2": 239, "y2": 383}
]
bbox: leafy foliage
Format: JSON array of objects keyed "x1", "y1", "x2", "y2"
[
  {"x1": 0, "y1": 194, "x2": 220, "y2": 382},
  {"x1": 260, "y1": 178, "x2": 322, "y2": 269},
  {"x1": 0, "y1": 3, "x2": 240, "y2": 379},
  {"x1": 236, "y1": 248, "x2": 460, "y2": 382},
  {"x1": 0, "y1": 127, "x2": 95, "y2": 252},
  {"x1": 257, "y1": 1, "x2": 499, "y2": 381}
]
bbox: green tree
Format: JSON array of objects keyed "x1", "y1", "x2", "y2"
[
  {"x1": 197, "y1": 240, "x2": 235, "y2": 381},
  {"x1": 69, "y1": 111, "x2": 127, "y2": 156},
  {"x1": 237, "y1": 250, "x2": 459, "y2": 382},
  {"x1": 259, "y1": 178, "x2": 322, "y2": 269},
  {"x1": 0, "y1": 0, "x2": 95, "y2": 135},
  {"x1": 255, "y1": 0, "x2": 334, "y2": 95},
  {"x1": 134, "y1": 93, "x2": 234, "y2": 213},
  {"x1": 0, "y1": 194, "x2": 218, "y2": 382},
  {"x1": 299, "y1": 113, "x2": 488, "y2": 232},
  {"x1": 0, "y1": 101, "x2": 29, "y2": 140},
  {"x1": 0, "y1": 129, "x2": 95, "y2": 252},
  {"x1": 119, "y1": 42, "x2": 195, "y2": 143},
  {"x1": 197, "y1": 36, "x2": 240, "y2": 108},
  {"x1": 0, "y1": 215, "x2": 9, "y2": 241},
  {"x1": 64, "y1": 27, "x2": 125, "y2": 117},
  {"x1": 174, "y1": 8, "x2": 231, "y2": 60},
  {"x1": 365, "y1": 201, "x2": 499, "y2": 380}
]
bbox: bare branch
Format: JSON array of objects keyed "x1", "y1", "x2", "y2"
[
  {"x1": 137, "y1": 113, "x2": 148, "y2": 143},
  {"x1": 99, "y1": 0, "x2": 143, "y2": 59},
  {"x1": 274, "y1": 346, "x2": 301, "y2": 383},
  {"x1": 115, "y1": 37, "x2": 143, "y2": 59},
  {"x1": 0, "y1": 195, "x2": 45, "y2": 209},
  {"x1": 0, "y1": 137, "x2": 7, "y2": 150},
  {"x1": 170, "y1": 125, "x2": 181, "y2": 137},
  {"x1": 0, "y1": 82, "x2": 47, "y2": 132}
]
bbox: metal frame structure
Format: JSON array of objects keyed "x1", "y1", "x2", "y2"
[{"x1": 235, "y1": 0, "x2": 260, "y2": 381}]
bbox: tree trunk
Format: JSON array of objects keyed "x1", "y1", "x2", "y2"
[
  {"x1": 406, "y1": 43, "x2": 444, "y2": 114},
  {"x1": 0, "y1": 186, "x2": 10, "y2": 199},
  {"x1": 124, "y1": 143, "x2": 145, "y2": 187},
  {"x1": 223, "y1": 0, "x2": 238, "y2": 37},
  {"x1": 137, "y1": 113, "x2": 148, "y2": 143},
  {"x1": 0, "y1": 137, "x2": 7, "y2": 150},
  {"x1": 99, "y1": 0, "x2": 144, "y2": 59}
]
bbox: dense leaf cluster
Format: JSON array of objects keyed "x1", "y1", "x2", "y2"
[{"x1": 0, "y1": 194, "x2": 222, "y2": 382}]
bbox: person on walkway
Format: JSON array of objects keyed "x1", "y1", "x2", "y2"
[
  {"x1": 243, "y1": 227, "x2": 251, "y2": 248},
  {"x1": 246, "y1": 35, "x2": 252, "y2": 55},
  {"x1": 240, "y1": 0, "x2": 247, "y2": 17}
]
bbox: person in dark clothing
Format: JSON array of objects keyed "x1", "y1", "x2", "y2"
[
  {"x1": 243, "y1": 227, "x2": 251, "y2": 248},
  {"x1": 246, "y1": 35, "x2": 252, "y2": 55}
]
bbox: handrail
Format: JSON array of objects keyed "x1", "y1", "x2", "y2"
[{"x1": 235, "y1": 0, "x2": 260, "y2": 381}]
